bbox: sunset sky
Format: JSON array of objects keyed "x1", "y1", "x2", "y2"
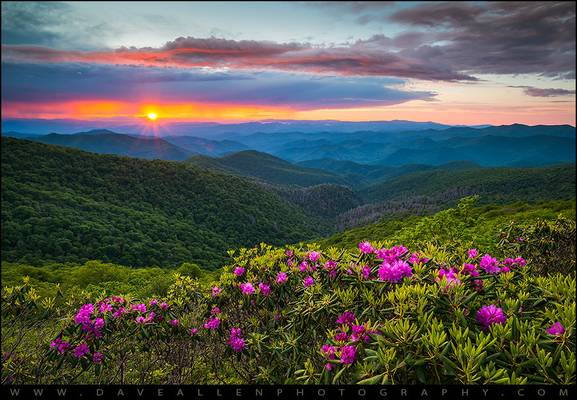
[{"x1": 1, "y1": 1, "x2": 576, "y2": 125}]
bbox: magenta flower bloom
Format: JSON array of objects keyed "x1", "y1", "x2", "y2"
[
  {"x1": 159, "y1": 302, "x2": 169, "y2": 310},
  {"x1": 335, "y1": 331, "x2": 348, "y2": 342},
  {"x1": 99, "y1": 303, "x2": 113, "y2": 314},
  {"x1": 276, "y1": 272, "x2": 288, "y2": 284},
  {"x1": 340, "y1": 345, "x2": 356, "y2": 365},
  {"x1": 409, "y1": 252, "x2": 420, "y2": 265},
  {"x1": 111, "y1": 296, "x2": 125, "y2": 303},
  {"x1": 234, "y1": 266, "x2": 245, "y2": 277},
  {"x1": 476, "y1": 305, "x2": 507, "y2": 330},
  {"x1": 190, "y1": 328, "x2": 198, "y2": 336},
  {"x1": 336, "y1": 311, "x2": 356, "y2": 326},
  {"x1": 113, "y1": 307, "x2": 126, "y2": 319},
  {"x1": 132, "y1": 303, "x2": 147, "y2": 313},
  {"x1": 325, "y1": 363, "x2": 333, "y2": 371},
  {"x1": 203, "y1": 316, "x2": 220, "y2": 330},
  {"x1": 169, "y1": 319, "x2": 179, "y2": 327},
  {"x1": 462, "y1": 263, "x2": 479, "y2": 277},
  {"x1": 227, "y1": 327, "x2": 246, "y2": 352},
  {"x1": 437, "y1": 268, "x2": 461, "y2": 287},
  {"x1": 351, "y1": 324, "x2": 366, "y2": 342},
  {"x1": 361, "y1": 265, "x2": 372, "y2": 280},
  {"x1": 135, "y1": 316, "x2": 146, "y2": 324},
  {"x1": 50, "y1": 338, "x2": 70, "y2": 354},
  {"x1": 74, "y1": 304, "x2": 94, "y2": 325},
  {"x1": 308, "y1": 251, "x2": 321, "y2": 262},
  {"x1": 149, "y1": 299, "x2": 158, "y2": 306},
  {"x1": 240, "y1": 282, "x2": 255, "y2": 295},
  {"x1": 303, "y1": 276, "x2": 315, "y2": 288},
  {"x1": 299, "y1": 261, "x2": 309, "y2": 272},
  {"x1": 514, "y1": 257, "x2": 526, "y2": 267},
  {"x1": 285, "y1": 249, "x2": 294, "y2": 258},
  {"x1": 321, "y1": 344, "x2": 336, "y2": 360},
  {"x1": 358, "y1": 241, "x2": 374, "y2": 254},
  {"x1": 468, "y1": 248, "x2": 478, "y2": 259},
  {"x1": 479, "y1": 254, "x2": 500, "y2": 274},
  {"x1": 211, "y1": 306, "x2": 221, "y2": 315},
  {"x1": 258, "y1": 282, "x2": 271, "y2": 296},
  {"x1": 92, "y1": 352, "x2": 104, "y2": 364},
  {"x1": 211, "y1": 286, "x2": 222, "y2": 297},
  {"x1": 546, "y1": 322, "x2": 565, "y2": 336},
  {"x1": 72, "y1": 343, "x2": 90, "y2": 358},
  {"x1": 377, "y1": 260, "x2": 412, "y2": 283}
]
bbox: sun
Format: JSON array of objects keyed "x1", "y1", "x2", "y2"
[{"x1": 147, "y1": 112, "x2": 158, "y2": 121}]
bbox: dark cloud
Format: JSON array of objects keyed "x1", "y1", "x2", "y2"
[
  {"x1": 1, "y1": 62, "x2": 434, "y2": 109},
  {"x1": 313, "y1": 1, "x2": 576, "y2": 80},
  {"x1": 510, "y1": 85, "x2": 576, "y2": 97}
]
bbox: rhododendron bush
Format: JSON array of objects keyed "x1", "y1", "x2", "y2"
[{"x1": 2, "y1": 238, "x2": 574, "y2": 384}]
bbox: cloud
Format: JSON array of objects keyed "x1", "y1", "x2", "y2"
[
  {"x1": 1, "y1": 62, "x2": 435, "y2": 110},
  {"x1": 510, "y1": 85, "x2": 576, "y2": 97},
  {"x1": 1, "y1": 1, "x2": 119, "y2": 50},
  {"x1": 1, "y1": 35, "x2": 476, "y2": 81},
  {"x1": 310, "y1": 1, "x2": 576, "y2": 80}
]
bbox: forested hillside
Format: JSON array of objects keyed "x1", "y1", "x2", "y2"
[{"x1": 1, "y1": 138, "x2": 322, "y2": 269}]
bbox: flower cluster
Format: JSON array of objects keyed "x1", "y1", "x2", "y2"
[
  {"x1": 227, "y1": 327, "x2": 245, "y2": 352},
  {"x1": 476, "y1": 304, "x2": 507, "y2": 330}
]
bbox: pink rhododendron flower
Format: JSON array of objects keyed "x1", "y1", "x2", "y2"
[
  {"x1": 211, "y1": 306, "x2": 221, "y2": 315},
  {"x1": 468, "y1": 248, "x2": 478, "y2": 259},
  {"x1": 211, "y1": 286, "x2": 222, "y2": 297},
  {"x1": 234, "y1": 266, "x2": 245, "y2": 277},
  {"x1": 476, "y1": 305, "x2": 507, "y2": 330},
  {"x1": 99, "y1": 303, "x2": 113, "y2": 314},
  {"x1": 135, "y1": 316, "x2": 146, "y2": 324},
  {"x1": 299, "y1": 261, "x2": 309, "y2": 272},
  {"x1": 362, "y1": 265, "x2": 372, "y2": 280},
  {"x1": 303, "y1": 276, "x2": 315, "y2": 287},
  {"x1": 240, "y1": 282, "x2": 255, "y2": 295},
  {"x1": 437, "y1": 268, "x2": 461, "y2": 287},
  {"x1": 514, "y1": 257, "x2": 526, "y2": 267},
  {"x1": 276, "y1": 272, "x2": 288, "y2": 284},
  {"x1": 227, "y1": 327, "x2": 245, "y2": 352},
  {"x1": 335, "y1": 331, "x2": 348, "y2": 342},
  {"x1": 358, "y1": 241, "x2": 373, "y2": 254},
  {"x1": 377, "y1": 260, "x2": 412, "y2": 282},
  {"x1": 50, "y1": 338, "x2": 70, "y2": 354},
  {"x1": 462, "y1": 263, "x2": 479, "y2": 277},
  {"x1": 308, "y1": 251, "x2": 320, "y2": 262},
  {"x1": 132, "y1": 303, "x2": 147, "y2": 313},
  {"x1": 169, "y1": 319, "x2": 179, "y2": 327},
  {"x1": 340, "y1": 345, "x2": 356, "y2": 365},
  {"x1": 479, "y1": 254, "x2": 500, "y2": 274},
  {"x1": 285, "y1": 249, "x2": 294, "y2": 258},
  {"x1": 190, "y1": 328, "x2": 198, "y2": 336},
  {"x1": 74, "y1": 304, "x2": 94, "y2": 325},
  {"x1": 72, "y1": 343, "x2": 90, "y2": 358},
  {"x1": 351, "y1": 324, "x2": 366, "y2": 342},
  {"x1": 111, "y1": 296, "x2": 125, "y2": 303},
  {"x1": 546, "y1": 322, "x2": 565, "y2": 336},
  {"x1": 159, "y1": 302, "x2": 169, "y2": 310},
  {"x1": 113, "y1": 307, "x2": 125, "y2": 319},
  {"x1": 203, "y1": 316, "x2": 220, "y2": 330},
  {"x1": 336, "y1": 311, "x2": 356, "y2": 325},
  {"x1": 149, "y1": 299, "x2": 158, "y2": 306},
  {"x1": 325, "y1": 363, "x2": 333, "y2": 371},
  {"x1": 258, "y1": 282, "x2": 271, "y2": 296},
  {"x1": 92, "y1": 352, "x2": 104, "y2": 364},
  {"x1": 321, "y1": 344, "x2": 336, "y2": 359}
]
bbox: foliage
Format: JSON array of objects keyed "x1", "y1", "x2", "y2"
[
  {"x1": 3, "y1": 213, "x2": 575, "y2": 384},
  {"x1": 1, "y1": 137, "x2": 321, "y2": 269}
]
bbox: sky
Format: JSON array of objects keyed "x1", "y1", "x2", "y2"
[{"x1": 1, "y1": 1, "x2": 576, "y2": 125}]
